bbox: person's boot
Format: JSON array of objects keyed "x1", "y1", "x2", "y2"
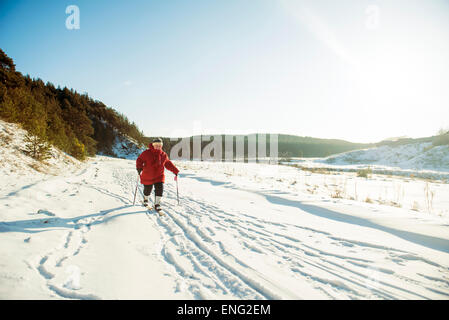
[{"x1": 155, "y1": 196, "x2": 163, "y2": 215}]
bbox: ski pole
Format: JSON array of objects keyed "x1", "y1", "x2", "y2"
[
  {"x1": 175, "y1": 175, "x2": 179, "y2": 205},
  {"x1": 133, "y1": 174, "x2": 139, "y2": 206}
]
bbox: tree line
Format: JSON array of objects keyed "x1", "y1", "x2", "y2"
[
  {"x1": 150, "y1": 134, "x2": 373, "y2": 160},
  {"x1": 0, "y1": 49, "x2": 147, "y2": 160},
  {"x1": 153, "y1": 131, "x2": 449, "y2": 161}
]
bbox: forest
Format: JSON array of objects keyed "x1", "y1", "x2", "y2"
[
  {"x1": 0, "y1": 48, "x2": 147, "y2": 160},
  {"x1": 149, "y1": 134, "x2": 372, "y2": 160}
]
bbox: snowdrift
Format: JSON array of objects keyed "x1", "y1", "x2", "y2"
[{"x1": 285, "y1": 142, "x2": 449, "y2": 181}]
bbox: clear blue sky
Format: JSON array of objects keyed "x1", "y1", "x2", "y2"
[{"x1": 1, "y1": 0, "x2": 449, "y2": 142}]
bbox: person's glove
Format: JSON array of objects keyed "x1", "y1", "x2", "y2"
[
  {"x1": 137, "y1": 168, "x2": 142, "y2": 175},
  {"x1": 174, "y1": 173, "x2": 179, "y2": 181}
]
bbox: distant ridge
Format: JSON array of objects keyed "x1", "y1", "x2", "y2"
[
  {"x1": 144, "y1": 134, "x2": 370, "y2": 159},
  {"x1": 146, "y1": 133, "x2": 442, "y2": 160}
]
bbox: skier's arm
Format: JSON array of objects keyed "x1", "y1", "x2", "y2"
[
  {"x1": 136, "y1": 154, "x2": 145, "y2": 174},
  {"x1": 164, "y1": 159, "x2": 179, "y2": 176}
]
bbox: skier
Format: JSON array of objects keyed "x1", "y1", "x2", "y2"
[{"x1": 136, "y1": 138, "x2": 179, "y2": 213}]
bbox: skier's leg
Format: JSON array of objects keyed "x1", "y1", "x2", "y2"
[
  {"x1": 154, "y1": 182, "x2": 164, "y2": 210},
  {"x1": 154, "y1": 182, "x2": 164, "y2": 197},
  {"x1": 143, "y1": 185, "x2": 153, "y2": 204}
]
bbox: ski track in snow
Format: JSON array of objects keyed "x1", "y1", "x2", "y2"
[
  {"x1": 3, "y1": 162, "x2": 121, "y2": 299},
  {"x1": 2, "y1": 157, "x2": 449, "y2": 299},
  {"x1": 154, "y1": 193, "x2": 448, "y2": 300},
  {"x1": 138, "y1": 168, "x2": 449, "y2": 300},
  {"x1": 33, "y1": 214, "x2": 101, "y2": 299}
]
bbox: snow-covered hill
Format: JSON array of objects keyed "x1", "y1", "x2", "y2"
[
  {"x1": 1, "y1": 120, "x2": 449, "y2": 299},
  {"x1": 323, "y1": 142, "x2": 449, "y2": 170},
  {"x1": 109, "y1": 134, "x2": 145, "y2": 160},
  {"x1": 0, "y1": 120, "x2": 82, "y2": 179},
  {"x1": 1, "y1": 154, "x2": 448, "y2": 299},
  {"x1": 286, "y1": 142, "x2": 449, "y2": 181}
]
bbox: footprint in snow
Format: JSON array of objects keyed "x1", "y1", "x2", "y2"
[{"x1": 37, "y1": 209, "x2": 56, "y2": 216}]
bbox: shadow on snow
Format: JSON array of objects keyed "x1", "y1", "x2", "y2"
[
  {"x1": 0, "y1": 205, "x2": 148, "y2": 234},
  {"x1": 184, "y1": 173, "x2": 449, "y2": 255}
]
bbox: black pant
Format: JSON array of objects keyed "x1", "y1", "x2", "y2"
[{"x1": 143, "y1": 182, "x2": 163, "y2": 197}]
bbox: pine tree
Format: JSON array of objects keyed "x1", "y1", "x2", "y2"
[
  {"x1": 70, "y1": 137, "x2": 86, "y2": 160},
  {"x1": 1, "y1": 48, "x2": 148, "y2": 160},
  {"x1": 23, "y1": 132, "x2": 51, "y2": 161}
]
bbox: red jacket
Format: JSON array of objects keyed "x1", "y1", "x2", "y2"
[{"x1": 136, "y1": 144, "x2": 179, "y2": 185}]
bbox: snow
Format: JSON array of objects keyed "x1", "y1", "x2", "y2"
[
  {"x1": 110, "y1": 134, "x2": 145, "y2": 160},
  {"x1": 322, "y1": 142, "x2": 449, "y2": 171},
  {"x1": 1, "y1": 120, "x2": 449, "y2": 299},
  {"x1": 1, "y1": 153, "x2": 448, "y2": 299},
  {"x1": 284, "y1": 142, "x2": 449, "y2": 181},
  {"x1": 0, "y1": 120, "x2": 81, "y2": 179}
]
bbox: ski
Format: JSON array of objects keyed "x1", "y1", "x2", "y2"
[
  {"x1": 155, "y1": 204, "x2": 166, "y2": 217},
  {"x1": 155, "y1": 208, "x2": 165, "y2": 217},
  {"x1": 142, "y1": 202, "x2": 165, "y2": 217}
]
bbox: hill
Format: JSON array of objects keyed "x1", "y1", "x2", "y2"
[
  {"x1": 0, "y1": 119, "x2": 81, "y2": 178},
  {"x1": 323, "y1": 142, "x2": 449, "y2": 170},
  {"x1": 146, "y1": 134, "x2": 372, "y2": 160},
  {"x1": 283, "y1": 139, "x2": 449, "y2": 181},
  {"x1": 150, "y1": 133, "x2": 448, "y2": 161},
  {"x1": 0, "y1": 48, "x2": 146, "y2": 160}
]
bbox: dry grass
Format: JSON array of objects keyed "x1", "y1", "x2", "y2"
[
  {"x1": 290, "y1": 164, "x2": 333, "y2": 175},
  {"x1": 365, "y1": 197, "x2": 374, "y2": 204},
  {"x1": 331, "y1": 189, "x2": 344, "y2": 198},
  {"x1": 0, "y1": 132, "x2": 13, "y2": 147},
  {"x1": 377, "y1": 199, "x2": 402, "y2": 208},
  {"x1": 411, "y1": 201, "x2": 420, "y2": 212},
  {"x1": 28, "y1": 162, "x2": 45, "y2": 173},
  {"x1": 424, "y1": 182, "x2": 435, "y2": 213},
  {"x1": 357, "y1": 167, "x2": 373, "y2": 178}
]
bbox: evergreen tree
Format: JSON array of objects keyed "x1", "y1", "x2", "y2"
[
  {"x1": 23, "y1": 133, "x2": 51, "y2": 161},
  {"x1": 0, "y1": 48, "x2": 148, "y2": 160}
]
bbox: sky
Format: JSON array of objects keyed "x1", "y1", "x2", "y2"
[{"x1": 1, "y1": 0, "x2": 449, "y2": 143}]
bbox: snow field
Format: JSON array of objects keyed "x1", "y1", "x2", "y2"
[
  {"x1": 160, "y1": 162, "x2": 449, "y2": 299},
  {"x1": 1, "y1": 156, "x2": 449, "y2": 299}
]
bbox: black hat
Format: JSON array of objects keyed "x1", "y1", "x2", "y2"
[{"x1": 152, "y1": 137, "x2": 163, "y2": 143}]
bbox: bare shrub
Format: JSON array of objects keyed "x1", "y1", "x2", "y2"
[
  {"x1": 424, "y1": 183, "x2": 435, "y2": 213},
  {"x1": 412, "y1": 201, "x2": 420, "y2": 212},
  {"x1": 357, "y1": 167, "x2": 373, "y2": 178}
]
